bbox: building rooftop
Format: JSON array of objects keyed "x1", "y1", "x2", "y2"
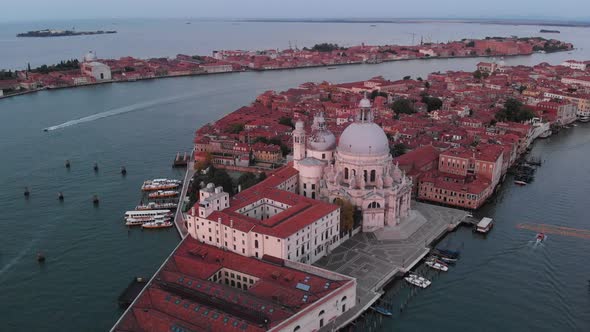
[{"x1": 113, "y1": 237, "x2": 353, "y2": 332}]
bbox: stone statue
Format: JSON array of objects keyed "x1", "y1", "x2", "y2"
[
  {"x1": 349, "y1": 174, "x2": 357, "y2": 189},
  {"x1": 358, "y1": 173, "x2": 366, "y2": 190},
  {"x1": 376, "y1": 174, "x2": 384, "y2": 189}
]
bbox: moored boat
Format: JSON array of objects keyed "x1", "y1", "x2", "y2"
[
  {"x1": 404, "y1": 273, "x2": 431, "y2": 288},
  {"x1": 142, "y1": 220, "x2": 174, "y2": 229},
  {"x1": 433, "y1": 255, "x2": 458, "y2": 264},
  {"x1": 148, "y1": 190, "x2": 179, "y2": 199},
  {"x1": 433, "y1": 248, "x2": 460, "y2": 259},
  {"x1": 136, "y1": 202, "x2": 178, "y2": 210},
  {"x1": 474, "y1": 217, "x2": 494, "y2": 233},
  {"x1": 371, "y1": 306, "x2": 393, "y2": 316},
  {"x1": 514, "y1": 180, "x2": 527, "y2": 186},
  {"x1": 425, "y1": 258, "x2": 449, "y2": 271}
]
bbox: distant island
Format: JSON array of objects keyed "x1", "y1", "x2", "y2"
[
  {"x1": 540, "y1": 29, "x2": 560, "y2": 33},
  {"x1": 17, "y1": 29, "x2": 117, "y2": 38}
]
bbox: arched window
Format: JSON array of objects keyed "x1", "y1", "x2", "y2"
[
  {"x1": 363, "y1": 170, "x2": 368, "y2": 182},
  {"x1": 319, "y1": 310, "x2": 325, "y2": 328},
  {"x1": 368, "y1": 202, "x2": 381, "y2": 209},
  {"x1": 341, "y1": 296, "x2": 347, "y2": 312},
  {"x1": 254, "y1": 240, "x2": 259, "y2": 249},
  {"x1": 344, "y1": 167, "x2": 349, "y2": 180},
  {"x1": 370, "y1": 170, "x2": 376, "y2": 182}
]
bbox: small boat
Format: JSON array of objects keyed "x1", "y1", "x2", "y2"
[
  {"x1": 43, "y1": 128, "x2": 48, "y2": 132},
  {"x1": 24, "y1": 186, "x2": 30, "y2": 197},
  {"x1": 404, "y1": 273, "x2": 431, "y2": 288},
  {"x1": 142, "y1": 220, "x2": 174, "y2": 229},
  {"x1": 93, "y1": 162, "x2": 99, "y2": 172},
  {"x1": 536, "y1": 232, "x2": 546, "y2": 244},
  {"x1": 93, "y1": 194, "x2": 100, "y2": 205},
  {"x1": 434, "y1": 248, "x2": 460, "y2": 259},
  {"x1": 58, "y1": 192, "x2": 64, "y2": 201},
  {"x1": 121, "y1": 166, "x2": 127, "y2": 175},
  {"x1": 371, "y1": 306, "x2": 393, "y2": 316},
  {"x1": 425, "y1": 258, "x2": 449, "y2": 272},
  {"x1": 326, "y1": 67, "x2": 337, "y2": 70},
  {"x1": 514, "y1": 180, "x2": 527, "y2": 186},
  {"x1": 65, "y1": 160, "x2": 71, "y2": 168},
  {"x1": 37, "y1": 252, "x2": 46, "y2": 263},
  {"x1": 433, "y1": 255, "x2": 457, "y2": 264}
]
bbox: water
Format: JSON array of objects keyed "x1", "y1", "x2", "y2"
[
  {"x1": 0, "y1": 19, "x2": 589, "y2": 331},
  {"x1": 377, "y1": 126, "x2": 590, "y2": 331}
]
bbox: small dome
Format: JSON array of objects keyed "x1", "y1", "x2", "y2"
[
  {"x1": 359, "y1": 97, "x2": 372, "y2": 109},
  {"x1": 309, "y1": 130, "x2": 336, "y2": 151},
  {"x1": 84, "y1": 51, "x2": 97, "y2": 62},
  {"x1": 338, "y1": 122, "x2": 390, "y2": 157}
]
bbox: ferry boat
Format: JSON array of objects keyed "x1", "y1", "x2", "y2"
[
  {"x1": 474, "y1": 217, "x2": 494, "y2": 233},
  {"x1": 126, "y1": 215, "x2": 171, "y2": 226},
  {"x1": 148, "y1": 190, "x2": 179, "y2": 199},
  {"x1": 136, "y1": 202, "x2": 178, "y2": 210},
  {"x1": 141, "y1": 182, "x2": 180, "y2": 191},
  {"x1": 142, "y1": 220, "x2": 174, "y2": 229},
  {"x1": 425, "y1": 258, "x2": 449, "y2": 272},
  {"x1": 404, "y1": 273, "x2": 431, "y2": 288},
  {"x1": 124, "y1": 209, "x2": 171, "y2": 219}
]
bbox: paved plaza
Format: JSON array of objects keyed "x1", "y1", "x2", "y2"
[{"x1": 314, "y1": 201, "x2": 468, "y2": 330}]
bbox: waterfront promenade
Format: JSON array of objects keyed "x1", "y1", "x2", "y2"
[{"x1": 315, "y1": 202, "x2": 468, "y2": 330}]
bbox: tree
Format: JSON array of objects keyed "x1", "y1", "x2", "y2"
[
  {"x1": 390, "y1": 143, "x2": 407, "y2": 157},
  {"x1": 473, "y1": 70, "x2": 483, "y2": 80},
  {"x1": 310, "y1": 43, "x2": 341, "y2": 52},
  {"x1": 370, "y1": 89, "x2": 388, "y2": 99},
  {"x1": 278, "y1": 116, "x2": 294, "y2": 129},
  {"x1": 494, "y1": 98, "x2": 534, "y2": 123},
  {"x1": 422, "y1": 96, "x2": 443, "y2": 112},
  {"x1": 403, "y1": 75, "x2": 411, "y2": 80},
  {"x1": 237, "y1": 172, "x2": 258, "y2": 191},
  {"x1": 424, "y1": 81, "x2": 430, "y2": 89},
  {"x1": 416, "y1": 77, "x2": 423, "y2": 81},
  {"x1": 391, "y1": 98, "x2": 415, "y2": 114},
  {"x1": 334, "y1": 198, "x2": 354, "y2": 233},
  {"x1": 195, "y1": 152, "x2": 212, "y2": 171},
  {"x1": 228, "y1": 122, "x2": 245, "y2": 134},
  {"x1": 466, "y1": 40, "x2": 475, "y2": 47},
  {"x1": 485, "y1": 48, "x2": 492, "y2": 55},
  {"x1": 257, "y1": 172, "x2": 267, "y2": 182},
  {"x1": 212, "y1": 169, "x2": 234, "y2": 194}
]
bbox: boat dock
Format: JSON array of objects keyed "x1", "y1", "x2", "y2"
[
  {"x1": 315, "y1": 202, "x2": 468, "y2": 331},
  {"x1": 172, "y1": 152, "x2": 190, "y2": 168},
  {"x1": 172, "y1": 157, "x2": 194, "y2": 238}
]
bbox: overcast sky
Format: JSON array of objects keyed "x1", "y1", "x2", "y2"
[{"x1": 2, "y1": 0, "x2": 589, "y2": 22}]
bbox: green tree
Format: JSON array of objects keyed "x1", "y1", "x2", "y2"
[
  {"x1": 391, "y1": 98, "x2": 415, "y2": 114},
  {"x1": 473, "y1": 70, "x2": 483, "y2": 80},
  {"x1": 257, "y1": 172, "x2": 267, "y2": 182},
  {"x1": 422, "y1": 96, "x2": 443, "y2": 112},
  {"x1": 212, "y1": 169, "x2": 234, "y2": 194},
  {"x1": 403, "y1": 75, "x2": 411, "y2": 80},
  {"x1": 278, "y1": 116, "x2": 294, "y2": 129},
  {"x1": 237, "y1": 172, "x2": 258, "y2": 191},
  {"x1": 390, "y1": 143, "x2": 407, "y2": 157},
  {"x1": 228, "y1": 123, "x2": 245, "y2": 134}
]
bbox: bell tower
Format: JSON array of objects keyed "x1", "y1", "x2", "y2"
[{"x1": 292, "y1": 120, "x2": 306, "y2": 170}]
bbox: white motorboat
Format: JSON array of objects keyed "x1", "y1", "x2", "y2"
[
  {"x1": 404, "y1": 273, "x2": 431, "y2": 288},
  {"x1": 425, "y1": 259, "x2": 449, "y2": 272}
]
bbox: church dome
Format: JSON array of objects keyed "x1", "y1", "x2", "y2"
[
  {"x1": 309, "y1": 129, "x2": 336, "y2": 151},
  {"x1": 337, "y1": 122, "x2": 390, "y2": 157},
  {"x1": 84, "y1": 51, "x2": 97, "y2": 62}
]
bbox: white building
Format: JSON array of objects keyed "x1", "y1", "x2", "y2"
[
  {"x1": 561, "y1": 60, "x2": 589, "y2": 71},
  {"x1": 294, "y1": 96, "x2": 413, "y2": 232},
  {"x1": 186, "y1": 166, "x2": 342, "y2": 265},
  {"x1": 81, "y1": 61, "x2": 112, "y2": 81}
]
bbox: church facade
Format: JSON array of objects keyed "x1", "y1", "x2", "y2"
[{"x1": 293, "y1": 96, "x2": 413, "y2": 232}]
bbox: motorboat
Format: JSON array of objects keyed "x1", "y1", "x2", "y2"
[
  {"x1": 404, "y1": 273, "x2": 431, "y2": 288},
  {"x1": 425, "y1": 258, "x2": 449, "y2": 272},
  {"x1": 371, "y1": 306, "x2": 393, "y2": 316},
  {"x1": 433, "y1": 248, "x2": 460, "y2": 259},
  {"x1": 536, "y1": 232, "x2": 546, "y2": 244},
  {"x1": 514, "y1": 180, "x2": 527, "y2": 186},
  {"x1": 432, "y1": 254, "x2": 457, "y2": 264}
]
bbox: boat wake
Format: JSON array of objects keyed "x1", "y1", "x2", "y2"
[
  {"x1": 0, "y1": 240, "x2": 36, "y2": 278},
  {"x1": 43, "y1": 93, "x2": 194, "y2": 131}
]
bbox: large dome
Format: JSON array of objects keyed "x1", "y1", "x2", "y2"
[{"x1": 337, "y1": 122, "x2": 390, "y2": 157}]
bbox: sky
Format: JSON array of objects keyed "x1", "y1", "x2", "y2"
[{"x1": 1, "y1": 0, "x2": 589, "y2": 22}]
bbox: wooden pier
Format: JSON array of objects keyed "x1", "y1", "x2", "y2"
[{"x1": 172, "y1": 152, "x2": 189, "y2": 168}]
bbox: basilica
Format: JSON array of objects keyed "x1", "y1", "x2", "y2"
[{"x1": 293, "y1": 95, "x2": 413, "y2": 232}]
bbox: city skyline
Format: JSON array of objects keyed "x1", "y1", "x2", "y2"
[{"x1": 2, "y1": 0, "x2": 590, "y2": 22}]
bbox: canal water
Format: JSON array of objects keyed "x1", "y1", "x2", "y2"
[{"x1": 0, "y1": 20, "x2": 589, "y2": 331}]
